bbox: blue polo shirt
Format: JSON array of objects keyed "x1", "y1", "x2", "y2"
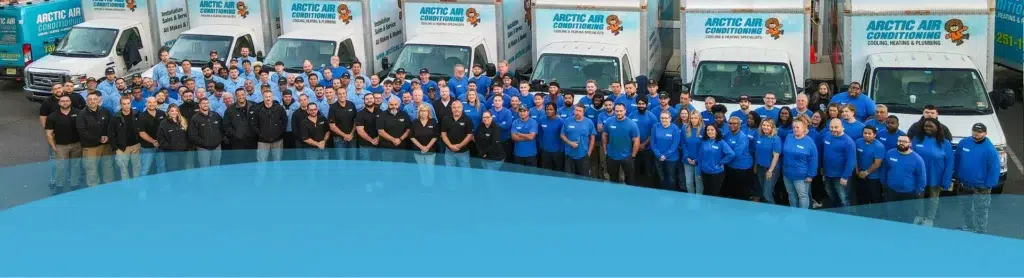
[
  {"x1": 562, "y1": 117, "x2": 596, "y2": 159},
  {"x1": 614, "y1": 94, "x2": 639, "y2": 115},
  {"x1": 830, "y1": 93, "x2": 876, "y2": 122},
  {"x1": 855, "y1": 138, "x2": 886, "y2": 179},
  {"x1": 755, "y1": 106, "x2": 781, "y2": 122},
  {"x1": 537, "y1": 116, "x2": 565, "y2": 153},
  {"x1": 602, "y1": 117, "x2": 639, "y2": 160},
  {"x1": 511, "y1": 117, "x2": 539, "y2": 157},
  {"x1": 724, "y1": 129, "x2": 753, "y2": 169},
  {"x1": 629, "y1": 110, "x2": 657, "y2": 146}
]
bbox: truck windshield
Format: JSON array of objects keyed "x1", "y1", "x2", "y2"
[
  {"x1": 391, "y1": 44, "x2": 469, "y2": 80},
  {"x1": 264, "y1": 39, "x2": 338, "y2": 72},
  {"x1": 871, "y1": 68, "x2": 992, "y2": 115},
  {"x1": 691, "y1": 62, "x2": 795, "y2": 104},
  {"x1": 531, "y1": 54, "x2": 621, "y2": 91},
  {"x1": 168, "y1": 34, "x2": 232, "y2": 66},
  {"x1": 52, "y1": 27, "x2": 117, "y2": 58}
]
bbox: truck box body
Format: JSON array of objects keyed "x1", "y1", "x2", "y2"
[
  {"x1": 187, "y1": 0, "x2": 281, "y2": 53},
  {"x1": 24, "y1": 0, "x2": 190, "y2": 99},
  {"x1": 530, "y1": 0, "x2": 664, "y2": 92},
  {"x1": 0, "y1": 0, "x2": 84, "y2": 81},
  {"x1": 388, "y1": 0, "x2": 531, "y2": 80},
  {"x1": 682, "y1": 0, "x2": 810, "y2": 110},
  {"x1": 995, "y1": 0, "x2": 1022, "y2": 72},
  {"x1": 266, "y1": 0, "x2": 403, "y2": 73}
]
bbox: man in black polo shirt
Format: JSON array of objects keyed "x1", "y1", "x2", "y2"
[
  {"x1": 290, "y1": 94, "x2": 311, "y2": 152},
  {"x1": 40, "y1": 84, "x2": 86, "y2": 190},
  {"x1": 298, "y1": 103, "x2": 330, "y2": 160},
  {"x1": 329, "y1": 87, "x2": 358, "y2": 160},
  {"x1": 251, "y1": 90, "x2": 288, "y2": 162},
  {"x1": 45, "y1": 95, "x2": 83, "y2": 194},
  {"x1": 108, "y1": 96, "x2": 143, "y2": 180},
  {"x1": 354, "y1": 93, "x2": 380, "y2": 160},
  {"x1": 188, "y1": 98, "x2": 225, "y2": 167},
  {"x1": 441, "y1": 100, "x2": 474, "y2": 168},
  {"x1": 136, "y1": 97, "x2": 166, "y2": 175},
  {"x1": 76, "y1": 91, "x2": 115, "y2": 187},
  {"x1": 377, "y1": 97, "x2": 411, "y2": 162},
  {"x1": 178, "y1": 90, "x2": 199, "y2": 120}
]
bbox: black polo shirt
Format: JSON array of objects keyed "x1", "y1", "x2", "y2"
[
  {"x1": 354, "y1": 107, "x2": 380, "y2": 146},
  {"x1": 440, "y1": 115, "x2": 473, "y2": 153},
  {"x1": 411, "y1": 118, "x2": 439, "y2": 153},
  {"x1": 45, "y1": 108, "x2": 81, "y2": 145},
  {"x1": 376, "y1": 110, "x2": 411, "y2": 149},
  {"x1": 298, "y1": 115, "x2": 329, "y2": 147},
  {"x1": 39, "y1": 94, "x2": 85, "y2": 117},
  {"x1": 328, "y1": 100, "x2": 357, "y2": 135},
  {"x1": 137, "y1": 109, "x2": 167, "y2": 148}
]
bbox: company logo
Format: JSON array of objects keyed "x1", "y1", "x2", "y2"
[
  {"x1": 551, "y1": 13, "x2": 621, "y2": 35},
  {"x1": 606, "y1": 14, "x2": 622, "y2": 35},
  {"x1": 865, "y1": 19, "x2": 966, "y2": 46},
  {"x1": 524, "y1": 0, "x2": 532, "y2": 26},
  {"x1": 90, "y1": 0, "x2": 137, "y2": 12},
  {"x1": 198, "y1": 0, "x2": 250, "y2": 19},
  {"x1": 944, "y1": 19, "x2": 969, "y2": 46},
  {"x1": 418, "y1": 6, "x2": 475, "y2": 27},
  {"x1": 702, "y1": 17, "x2": 780, "y2": 40},
  {"x1": 237, "y1": 1, "x2": 249, "y2": 18},
  {"x1": 466, "y1": 8, "x2": 480, "y2": 27},
  {"x1": 765, "y1": 17, "x2": 783, "y2": 39},
  {"x1": 126, "y1": 0, "x2": 137, "y2": 12},
  {"x1": 338, "y1": 4, "x2": 353, "y2": 24}
]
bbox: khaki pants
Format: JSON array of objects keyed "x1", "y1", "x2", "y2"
[
  {"x1": 82, "y1": 145, "x2": 115, "y2": 187},
  {"x1": 115, "y1": 144, "x2": 142, "y2": 180},
  {"x1": 53, "y1": 143, "x2": 83, "y2": 189}
]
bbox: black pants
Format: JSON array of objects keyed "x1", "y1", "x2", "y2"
[
  {"x1": 501, "y1": 140, "x2": 514, "y2": 163},
  {"x1": 228, "y1": 138, "x2": 256, "y2": 164},
  {"x1": 702, "y1": 172, "x2": 726, "y2": 197},
  {"x1": 884, "y1": 186, "x2": 922, "y2": 223},
  {"x1": 635, "y1": 149, "x2": 655, "y2": 187},
  {"x1": 539, "y1": 150, "x2": 564, "y2": 172},
  {"x1": 724, "y1": 167, "x2": 754, "y2": 200},
  {"x1": 283, "y1": 132, "x2": 295, "y2": 149},
  {"x1": 514, "y1": 155, "x2": 537, "y2": 168},
  {"x1": 607, "y1": 158, "x2": 635, "y2": 185},
  {"x1": 856, "y1": 177, "x2": 884, "y2": 205},
  {"x1": 565, "y1": 155, "x2": 590, "y2": 177}
]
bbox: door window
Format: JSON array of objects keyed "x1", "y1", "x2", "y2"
[
  {"x1": 337, "y1": 39, "x2": 358, "y2": 66},
  {"x1": 472, "y1": 44, "x2": 488, "y2": 67},
  {"x1": 231, "y1": 35, "x2": 255, "y2": 58}
]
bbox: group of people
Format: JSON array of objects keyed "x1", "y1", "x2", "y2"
[{"x1": 38, "y1": 47, "x2": 1002, "y2": 234}]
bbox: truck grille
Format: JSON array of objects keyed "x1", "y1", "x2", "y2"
[{"x1": 26, "y1": 71, "x2": 67, "y2": 93}]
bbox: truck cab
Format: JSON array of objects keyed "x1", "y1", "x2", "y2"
[
  {"x1": 388, "y1": 33, "x2": 493, "y2": 81},
  {"x1": 265, "y1": 30, "x2": 361, "y2": 74},
  {"x1": 153, "y1": 25, "x2": 260, "y2": 75},
  {"x1": 688, "y1": 47, "x2": 799, "y2": 110},
  {"x1": 531, "y1": 42, "x2": 635, "y2": 94},
  {"x1": 25, "y1": 19, "x2": 152, "y2": 100},
  {"x1": 0, "y1": 0, "x2": 83, "y2": 82}
]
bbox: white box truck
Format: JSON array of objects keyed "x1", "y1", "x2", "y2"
[
  {"x1": 264, "y1": 0, "x2": 404, "y2": 75},
  {"x1": 834, "y1": 0, "x2": 1015, "y2": 190},
  {"x1": 385, "y1": 0, "x2": 532, "y2": 81},
  {"x1": 528, "y1": 0, "x2": 664, "y2": 93},
  {"x1": 23, "y1": 0, "x2": 190, "y2": 100},
  {"x1": 681, "y1": 0, "x2": 811, "y2": 112},
  {"x1": 145, "y1": 0, "x2": 282, "y2": 77}
]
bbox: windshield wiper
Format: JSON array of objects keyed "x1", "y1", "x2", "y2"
[
  {"x1": 933, "y1": 105, "x2": 988, "y2": 115},
  {"x1": 694, "y1": 94, "x2": 738, "y2": 103},
  {"x1": 877, "y1": 102, "x2": 922, "y2": 113}
]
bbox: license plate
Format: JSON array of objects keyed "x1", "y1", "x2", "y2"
[{"x1": 5, "y1": 69, "x2": 14, "y2": 75}]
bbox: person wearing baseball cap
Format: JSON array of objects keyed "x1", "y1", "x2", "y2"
[
  {"x1": 207, "y1": 49, "x2": 225, "y2": 69},
  {"x1": 96, "y1": 68, "x2": 118, "y2": 96},
  {"x1": 468, "y1": 64, "x2": 492, "y2": 96},
  {"x1": 953, "y1": 122, "x2": 1000, "y2": 233},
  {"x1": 415, "y1": 68, "x2": 439, "y2": 98}
]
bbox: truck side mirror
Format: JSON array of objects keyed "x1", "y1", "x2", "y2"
[
  {"x1": 530, "y1": 79, "x2": 547, "y2": 92},
  {"x1": 991, "y1": 89, "x2": 1015, "y2": 110},
  {"x1": 681, "y1": 83, "x2": 690, "y2": 92},
  {"x1": 381, "y1": 57, "x2": 391, "y2": 71},
  {"x1": 485, "y1": 63, "x2": 496, "y2": 77},
  {"x1": 256, "y1": 51, "x2": 264, "y2": 62}
]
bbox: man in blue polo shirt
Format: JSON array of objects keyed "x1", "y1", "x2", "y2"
[
  {"x1": 603, "y1": 103, "x2": 640, "y2": 185},
  {"x1": 562, "y1": 104, "x2": 596, "y2": 176},
  {"x1": 830, "y1": 82, "x2": 876, "y2": 122},
  {"x1": 511, "y1": 107, "x2": 539, "y2": 167}
]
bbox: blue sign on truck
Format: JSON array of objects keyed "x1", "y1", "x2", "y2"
[
  {"x1": 0, "y1": 0, "x2": 84, "y2": 81},
  {"x1": 995, "y1": 0, "x2": 1022, "y2": 72}
]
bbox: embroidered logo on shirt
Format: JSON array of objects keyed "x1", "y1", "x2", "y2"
[
  {"x1": 541, "y1": 124, "x2": 548, "y2": 128},
  {"x1": 889, "y1": 157, "x2": 898, "y2": 162},
  {"x1": 962, "y1": 147, "x2": 971, "y2": 152},
  {"x1": 797, "y1": 145, "x2": 805, "y2": 149}
]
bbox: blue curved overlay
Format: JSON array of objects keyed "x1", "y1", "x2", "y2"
[{"x1": 0, "y1": 150, "x2": 1022, "y2": 276}]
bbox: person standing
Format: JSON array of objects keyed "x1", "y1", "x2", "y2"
[
  {"x1": 864, "y1": 104, "x2": 889, "y2": 132},
  {"x1": 475, "y1": 110, "x2": 505, "y2": 170},
  {"x1": 77, "y1": 92, "x2": 115, "y2": 187},
  {"x1": 954, "y1": 123, "x2": 1000, "y2": 234},
  {"x1": 157, "y1": 105, "x2": 190, "y2": 172},
  {"x1": 44, "y1": 95, "x2": 83, "y2": 194},
  {"x1": 298, "y1": 103, "x2": 330, "y2": 160},
  {"x1": 698, "y1": 124, "x2": 735, "y2": 197},
  {"x1": 537, "y1": 103, "x2": 565, "y2": 172},
  {"x1": 603, "y1": 104, "x2": 640, "y2": 185},
  {"x1": 223, "y1": 90, "x2": 256, "y2": 163},
  {"x1": 651, "y1": 111, "x2": 681, "y2": 191},
  {"x1": 907, "y1": 105, "x2": 952, "y2": 141},
  {"x1": 377, "y1": 98, "x2": 412, "y2": 162},
  {"x1": 822, "y1": 119, "x2": 857, "y2": 209},
  {"x1": 724, "y1": 116, "x2": 754, "y2": 200},
  {"x1": 754, "y1": 93, "x2": 781, "y2": 122},
  {"x1": 562, "y1": 104, "x2": 596, "y2": 176},
  {"x1": 880, "y1": 135, "x2": 927, "y2": 223},
  {"x1": 753, "y1": 118, "x2": 782, "y2": 204},
  {"x1": 629, "y1": 97, "x2": 657, "y2": 186},
  {"x1": 137, "y1": 97, "x2": 166, "y2": 175},
  {"x1": 40, "y1": 84, "x2": 85, "y2": 190},
  {"x1": 442, "y1": 101, "x2": 475, "y2": 168},
  {"x1": 592, "y1": 99, "x2": 616, "y2": 180},
  {"x1": 511, "y1": 107, "x2": 539, "y2": 167},
  {"x1": 251, "y1": 91, "x2": 288, "y2": 162},
  {"x1": 830, "y1": 82, "x2": 875, "y2": 122},
  {"x1": 855, "y1": 126, "x2": 886, "y2": 206},
  {"x1": 809, "y1": 82, "x2": 832, "y2": 112},
  {"x1": 782, "y1": 120, "x2": 819, "y2": 208},
  {"x1": 489, "y1": 96, "x2": 514, "y2": 163},
  {"x1": 329, "y1": 89, "x2": 358, "y2": 160},
  {"x1": 354, "y1": 93, "x2": 381, "y2": 160},
  {"x1": 911, "y1": 118, "x2": 954, "y2": 226},
  {"x1": 878, "y1": 115, "x2": 905, "y2": 151},
  {"x1": 281, "y1": 91, "x2": 300, "y2": 150},
  {"x1": 410, "y1": 104, "x2": 440, "y2": 182},
  {"x1": 187, "y1": 98, "x2": 225, "y2": 167},
  {"x1": 839, "y1": 104, "x2": 865, "y2": 141},
  {"x1": 680, "y1": 111, "x2": 705, "y2": 194},
  {"x1": 108, "y1": 97, "x2": 143, "y2": 179}
]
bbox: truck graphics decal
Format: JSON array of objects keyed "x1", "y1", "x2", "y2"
[
  {"x1": 287, "y1": 1, "x2": 357, "y2": 25},
  {"x1": 503, "y1": 0, "x2": 531, "y2": 66},
  {"x1": 196, "y1": 0, "x2": 251, "y2": 18},
  {"x1": 156, "y1": 0, "x2": 189, "y2": 47},
  {"x1": 549, "y1": 12, "x2": 625, "y2": 36},
  {"x1": 417, "y1": 5, "x2": 478, "y2": 27},
  {"x1": 87, "y1": 0, "x2": 139, "y2": 12},
  {"x1": 864, "y1": 18, "x2": 973, "y2": 46},
  {"x1": 995, "y1": 0, "x2": 1022, "y2": 69},
  {"x1": 369, "y1": 0, "x2": 404, "y2": 71},
  {"x1": 683, "y1": 13, "x2": 806, "y2": 83}
]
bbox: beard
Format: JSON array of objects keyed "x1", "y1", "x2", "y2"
[{"x1": 897, "y1": 145, "x2": 910, "y2": 152}]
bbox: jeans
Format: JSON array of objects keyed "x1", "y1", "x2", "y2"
[
  {"x1": 564, "y1": 156, "x2": 590, "y2": 177},
  {"x1": 654, "y1": 160, "x2": 677, "y2": 190},
  {"x1": 958, "y1": 186, "x2": 992, "y2": 233},
  {"x1": 756, "y1": 165, "x2": 779, "y2": 204},
  {"x1": 257, "y1": 140, "x2": 284, "y2": 162},
  {"x1": 82, "y1": 145, "x2": 115, "y2": 186},
  {"x1": 53, "y1": 143, "x2": 82, "y2": 189},
  {"x1": 701, "y1": 172, "x2": 725, "y2": 196},
  {"x1": 114, "y1": 144, "x2": 142, "y2": 180},
  {"x1": 413, "y1": 152, "x2": 436, "y2": 185},
  {"x1": 196, "y1": 146, "x2": 223, "y2": 167},
  {"x1": 163, "y1": 150, "x2": 186, "y2": 172},
  {"x1": 606, "y1": 158, "x2": 634, "y2": 185},
  {"x1": 884, "y1": 187, "x2": 922, "y2": 223},
  {"x1": 444, "y1": 151, "x2": 471, "y2": 167},
  {"x1": 784, "y1": 178, "x2": 812, "y2": 209},
  {"x1": 140, "y1": 147, "x2": 165, "y2": 175},
  {"x1": 380, "y1": 147, "x2": 407, "y2": 163},
  {"x1": 481, "y1": 160, "x2": 503, "y2": 170},
  {"x1": 304, "y1": 148, "x2": 329, "y2": 160},
  {"x1": 824, "y1": 177, "x2": 852, "y2": 208},
  {"x1": 681, "y1": 163, "x2": 703, "y2": 194},
  {"x1": 48, "y1": 147, "x2": 56, "y2": 186},
  {"x1": 922, "y1": 186, "x2": 942, "y2": 222},
  {"x1": 539, "y1": 150, "x2": 564, "y2": 172},
  {"x1": 358, "y1": 143, "x2": 378, "y2": 161},
  {"x1": 332, "y1": 138, "x2": 357, "y2": 160},
  {"x1": 183, "y1": 149, "x2": 196, "y2": 169}
]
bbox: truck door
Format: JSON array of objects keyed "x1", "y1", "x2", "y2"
[
  {"x1": 337, "y1": 39, "x2": 358, "y2": 67},
  {"x1": 114, "y1": 27, "x2": 146, "y2": 75},
  {"x1": 231, "y1": 34, "x2": 255, "y2": 60},
  {"x1": 472, "y1": 44, "x2": 488, "y2": 69},
  {"x1": 621, "y1": 55, "x2": 634, "y2": 84}
]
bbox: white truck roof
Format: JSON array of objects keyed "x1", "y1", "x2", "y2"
[
  {"x1": 682, "y1": 0, "x2": 806, "y2": 12},
  {"x1": 184, "y1": 25, "x2": 255, "y2": 38},
  {"x1": 405, "y1": 33, "x2": 486, "y2": 48},
  {"x1": 868, "y1": 52, "x2": 979, "y2": 70},
  {"x1": 533, "y1": 0, "x2": 644, "y2": 9},
  {"x1": 844, "y1": 0, "x2": 990, "y2": 14},
  {"x1": 278, "y1": 29, "x2": 355, "y2": 42},
  {"x1": 697, "y1": 47, "x2": 793, "y2": 64},
  {"x1": 540, "y1": 42, "x2": 629, "y2": 57},
  {"x1": 76, "y1": 18, "x2": 139, "y2": 29}
]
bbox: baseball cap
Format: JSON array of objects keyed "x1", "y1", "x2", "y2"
[
  {"x1": 277, "y1": 78, "x2": 288, "y2": 85},
  {"x1": 739, "y1": 94, "x2": 750, "y2": 101},
  {"x1": 275, "y1": 61, "x2": 285, "y2": 66},
  {"x1": 132, "y1": 73, "x2": 141, "y2": 78},
  {"x1": 210, "y1": 49, "x2": 218, "y2": 54},
  {"x1": 411, "y1": 79, "x2": 421, "y2": 84},
  {"x1": 395, "y1": 68, "x2": 406, "y2": 74},
  {"x1": 169, "y1": 77, "x2": 180, "y2": 83},
  {"x1": 86, "y1": 77, "x2": 98, "y2": 83},
  {"x1": 104, "y1": 68, "x2": 115, "y2": 75},
  {"x1": 548, "y1": 81, "x2": 560, "y2": 88},
  {"x1": 972, "y1": 123, "x2": 987, "y2": 132},
  {"x1": 341, "y1": 73, "x2": 351, "y2": 78},
  {"x1": 419, "y1": 68, "x2": 429, "y2": 74},
  {"x1": 473, "y1": 63, "x2": 483, "y2": 69}
]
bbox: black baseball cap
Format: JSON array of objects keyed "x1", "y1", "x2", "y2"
[
  {"x1": 132, "y1": 73, "x2": 141, "y2": 78},
  {"x1": 86, "y1": 77, "x2": 98, "y2": 83},
  {"x1": 739, "y1": 95, "x2": 750, "y2": 101},
  {"x1": 277, "y1": 78, "x2": 288, "y2": 85},
  {"x1": 473, "y1": 63, "x2": 483, "y2": 69},
  {"x1": 972, "y1": 123, "x2": 987, "y2": 132},
  {"x1": 169, "y1": 77, "x2": 180, "y2": 83},
  {"x1": 396, "y1": 68, "x2": 406, "y2": 74},
  {"x1": 548, "y1": 81, "x2": 560, "y2": 88},
  {"x1": 419, "y1": 68, "x2": 429, "y2": 74},
  {"x1": 104, "y1": 68, "x2": 115, "y2": 75},
  {"x1": 210, "y1": 49, "x2": 218, "y2": 54},
  {"x1": 341, "y1": 73, "x2": 351, "y2": 78}
]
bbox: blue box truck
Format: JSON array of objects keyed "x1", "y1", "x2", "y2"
[{"x1": 0, "y1": 0, "x2": 84, "y2": 82}]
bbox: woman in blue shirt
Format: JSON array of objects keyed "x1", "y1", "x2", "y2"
[
  {"x1": 782, "y1": 120, "x2": 819, "y2": 209},
  {"x1": 911, "y1": 118, "x2": 954, "y2": 227},
  {"x1": 679, "y1": 111, "x2": 704, "y2": 194},
  {"x1": 776, "y1": 107, "x2": 794, "y2": 141},
  {"x1": 744, "y1": 112, "x2": 762, "y2": 152},
  {"x1": 753, "y1": 118, "x2": 782, "y2": 204},
  {"x1": 463, "y1": 90, "x2": 484, "y2": 130},
  {"x1": 699, "y1": 124, "x2": 735, "y2": 197},
  {"x1": 651, "y1": 111, "x2": 681, "y2": 191}
]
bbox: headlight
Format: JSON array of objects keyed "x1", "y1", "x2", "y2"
[
  {"x1": 71, "y1": 74, "x2": 87, "y2": 90},
  {"x1": 996, "y1": 145, "x2": 1008, "y2": 173}
]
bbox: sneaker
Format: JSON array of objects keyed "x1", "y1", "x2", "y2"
[
  {"x1": 812, "y1": 200, "x2": 823, "y2": 209},
  {"x1": 913, "y1": 216, "x2": 924, "y2": 224},
  {"x1": 958, "y1": 226, "x2": 974, "y2": 232},
  {"x1": 921, "y1": 219, "x2": 934, "y2": 227}
]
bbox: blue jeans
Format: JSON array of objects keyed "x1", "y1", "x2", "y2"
[
  {"x1": 444, "y1": 151, "x2": 471, "y2": 168},
  {"x1": 654, "y1": 160, "x2": 677, "y2": 190},
  {"x1": 482, "y1": 160, "x2": 503, "y2": 170},
  {"x1": 784, "y1": 178, "x2": 811, "y2": 209},
  {"x1": 959, "y1": 187, "x2": 992, "y2": 233},
  {"x1": 48, "y1": 148, "x2": 56, "y2": 185},
  {"x1": 140, "y1": 147, "x2": 165, "y2": 175},
  {"x1": 756, "y1": 165, "x2": 780, "y2": 204},
  {"x1": 681, "y1": 163, "x2": 703, "y2": 194},
  {"x1": 824, "y1": 177, "x2": 852, "y2": 208},
  {"x1": 357, "y1": 146, "x2": 377, "y2": 161},
  {"x1": 196, "y1": 146, "x2": 222, "y2": 167},
  {"x1": 333, "y1": 138, "x2": 357, "y2": 160}
]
